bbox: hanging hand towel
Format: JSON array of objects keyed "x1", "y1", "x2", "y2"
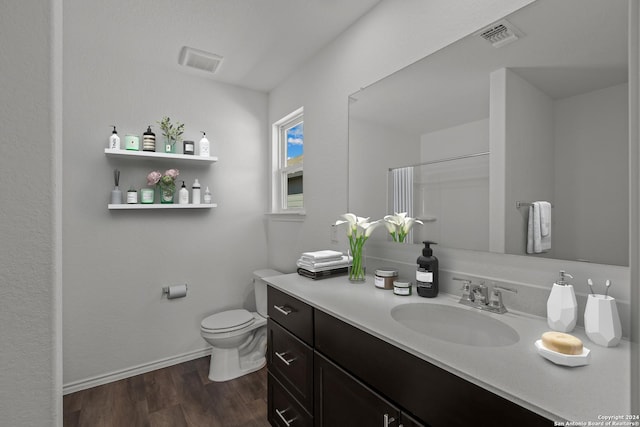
[
  {"x1": 527, "y1": 201, "x2": 551, "y2": 254},
  {"x1": 539, "y1": 201, "x2": 551, "y2": 237}
]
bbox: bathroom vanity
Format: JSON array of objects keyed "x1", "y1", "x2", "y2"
[{"x1": 265, "y1": 273, "x2": 631, "y2": 426}]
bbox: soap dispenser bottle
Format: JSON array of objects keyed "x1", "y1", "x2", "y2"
[
  {"x1": 416, "y1": 241, "x2": 439, "y2": 298},
  {"x1": 178, "y1": 181, "x2": 189, "y2": 204},
  {"x1": 199, "y1": 131, "x2": 210, "y2": 157},
  {"x1": 546, "y1": 270, "x2": 577, "y2": 332},
  {"x1": 109, "y1": 126, "x2": 120, "y2": 149}
]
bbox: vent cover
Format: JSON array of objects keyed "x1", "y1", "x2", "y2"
[
  {"x1": 477, "y1": 19, "x2": 523, "y2": 48},
  {"x1": 178, "y1": 46, "x2": 223, "y2": 73}
]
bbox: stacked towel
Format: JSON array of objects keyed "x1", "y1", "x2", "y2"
[
  {"x1": 296, "y1": 250, "x2": 351, "y2": 280},
  {"x1": 527, "y1": 201, "x2": 552, "y2": 254}
]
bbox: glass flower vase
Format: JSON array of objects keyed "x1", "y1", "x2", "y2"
[
  {"x1": 159, "y1": 186, "x2": 175, "y2": 204},
  {"x1": 164, "y1": 138, "x2": 176, "y2": 154},
  {"x1": 348, "y1": 242, "x2": 366, "y2": 283}
]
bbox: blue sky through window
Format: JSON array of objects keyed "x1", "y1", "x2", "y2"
[{"x1": 287, "y1": 122, "x2": 303, "y2": 160}]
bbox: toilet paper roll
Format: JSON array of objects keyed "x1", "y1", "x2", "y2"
[{"x1": 166, "y1": 284, "x2": 187, "y2": 299}]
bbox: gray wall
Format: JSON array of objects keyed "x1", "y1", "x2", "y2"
[
  {"x1": 63, "y1": 1, "x2": 269, "y2": 388},
  {"x1": 0, "y1": 0, "x2": 63, "y2": 425},
  {"x1": 554, "y1": 83, "x2": 628, "y2": 265}
]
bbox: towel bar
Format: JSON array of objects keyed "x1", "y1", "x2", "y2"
[{"x1": 516, "y1": 201, "x2": 553, "y2": 209}]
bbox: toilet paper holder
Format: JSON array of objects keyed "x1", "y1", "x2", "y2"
[{"x1": 162, "y1": 284, "x2": 188, "y2": 299}]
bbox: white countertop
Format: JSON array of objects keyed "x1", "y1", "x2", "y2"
[{"x1": 265, "y1": 273, "x2": 632, "y2": 423}]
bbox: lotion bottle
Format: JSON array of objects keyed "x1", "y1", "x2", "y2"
[
  {"x1": 109, "y1": 126, "x2": 120, "y2": 149},
  {"x1": 192, "y1": 179, "x2": 201, "y2": 205},
  {"x1": 546, "y1": 270, "x2": 577, "y2": 332},
  {"x1": 178, "y1": 181, "x2": 189, "y2": 204},
  {"x1": 416, "y1": 241, "x2": 439, "y2": 298},
  {"x1": 199, "y1": 131, "x2": 210, "y2": 157}
]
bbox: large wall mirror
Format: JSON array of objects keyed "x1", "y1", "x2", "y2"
[{"x1": 348, "y1": 0, "x2": 629, "y2": 266}]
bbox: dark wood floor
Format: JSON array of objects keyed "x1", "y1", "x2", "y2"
[{"x1": 63, "y1": 356, "x2": 270, "y2": 427}]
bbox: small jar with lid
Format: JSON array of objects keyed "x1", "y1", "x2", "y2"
[
  {"x1": 394, "y1": 280, "x2": 412, "y2": 296},
  {"x1": 375, "y1": 268, "x2": 398, "y2": 290}
]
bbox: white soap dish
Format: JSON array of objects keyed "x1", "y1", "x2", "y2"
[{"x1": 534, "y1": 340, "x2": 591, "y2": 367}]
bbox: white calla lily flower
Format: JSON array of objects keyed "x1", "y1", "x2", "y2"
[
  {"x1": 334, "y1": 213, "x2": 385, "y2": 281},
  {"x1": 383, "y1": 212, "x2": 423, "y2": 243}
]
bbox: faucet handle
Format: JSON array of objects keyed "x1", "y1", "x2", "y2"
[
  {"x1": 453, "y1": 277, "x2": 473, "y2": 302},
  {"x1": 489, "y1": 284, "x2": 517, "y2": 313}
]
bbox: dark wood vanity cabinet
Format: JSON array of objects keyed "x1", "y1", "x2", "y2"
[
  {"x1": 315, "y1": 352, "x2": 424, "y2": 427},
  {"x1": 267, "y1": 286, "x2": 552, "y2": 427}
]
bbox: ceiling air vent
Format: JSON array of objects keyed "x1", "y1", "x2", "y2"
[
  {"x1": 477, "y1": 19, "x2": 523, "y2": 48},
  {"x1": 178, "y1": 46, "x2": 223, "y2": 73}
]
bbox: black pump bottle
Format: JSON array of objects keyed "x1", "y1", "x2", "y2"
[{"x1": 416, "y1": 241, "x2": 438, "y2": 298}]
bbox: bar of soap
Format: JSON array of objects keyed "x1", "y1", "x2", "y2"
[{"x1": 541, "y1": 331, "x2": 583, "y2": 355}]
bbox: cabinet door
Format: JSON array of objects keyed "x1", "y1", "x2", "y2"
[{"x1": 315, "y1": 352, "x2": 400, "y2": 427}]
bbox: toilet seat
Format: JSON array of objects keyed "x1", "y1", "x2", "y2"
[{"x1": 201, "y1": 309, "x2": 255, "y2": 333}]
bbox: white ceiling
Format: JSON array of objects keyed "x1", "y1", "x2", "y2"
[{"x1": 71, "y1": 0, "x2": 381, "y2": 92}]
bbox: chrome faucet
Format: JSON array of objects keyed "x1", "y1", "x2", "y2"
[{"x1": 453, "y1": 277, "x2": 517, "y2": 314}]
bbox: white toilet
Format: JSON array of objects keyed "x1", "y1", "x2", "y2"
[{"x1": 200, "y1": 269, "x2": 281, "y2": 382}]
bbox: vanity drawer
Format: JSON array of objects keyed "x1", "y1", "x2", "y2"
[
  {"x1": 268, "y1": 373, "x2": 313, "y2": 427},
  {"x1": 268, "y1": 319, "x2": 314, "y2": 411},
  {"x1": 268, "y1": 286, "x2": 314, "y2": 345}
]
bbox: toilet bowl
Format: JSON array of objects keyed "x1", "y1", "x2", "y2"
[{"x1": 200, "y1": 269, "x2": 281, "y2": 382}]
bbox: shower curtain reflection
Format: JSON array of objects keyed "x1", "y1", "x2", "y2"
[
  {"x1": 390, "y1": 152, "x2": 490, "y2": 249},
  {"x1": 391, "y1": 167, "x2": 414, "y2": 243}
]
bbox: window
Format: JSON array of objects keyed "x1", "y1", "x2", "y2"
[{"x1": 272, "y1": 108, "x2": 304, "y2": 212}]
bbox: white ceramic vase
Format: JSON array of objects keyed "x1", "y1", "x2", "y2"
[{"x1": 584, "y1": 294, "x2": 622, "y2": 347}]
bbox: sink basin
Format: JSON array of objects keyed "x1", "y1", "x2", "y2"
[{"x1": 391, "y1": 303, "x2": 520, "y2": 347}]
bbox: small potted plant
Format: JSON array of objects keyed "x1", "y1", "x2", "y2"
[{"x1": 158, "y1": 116, "x2": 184, "y2": 154}]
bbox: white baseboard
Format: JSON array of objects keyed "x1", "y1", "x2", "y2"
[{"x1": 62, "y1": 347, "x2": 212, "y2": 395}]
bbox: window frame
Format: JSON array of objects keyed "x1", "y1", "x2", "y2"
[{"x1": 271, "y1": 107, "x2": 304, "y2": 214}]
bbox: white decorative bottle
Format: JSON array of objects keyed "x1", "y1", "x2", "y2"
[
  {"x1": 178, "y1": 181, "x2": 189, "y2": 205},
  {"x1": 203, "y1": 186, "x2": 212, "y2": 204},
  {"x1": 199, "y1": 131, "x2": 210, "y2": 157},
  {"x1": 546, "y1": 271, "x2": 577, "y2": 332},
  {"x1": 109, "y1": 125, "x2": 120, "y2": 149},
  {"x1": 192, "y1": 179, "x2": 201, "y2": 205}
]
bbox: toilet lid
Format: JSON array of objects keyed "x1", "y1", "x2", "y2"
[{"x1": 201, "y1": 309, "x2": 255, "y2": 332}]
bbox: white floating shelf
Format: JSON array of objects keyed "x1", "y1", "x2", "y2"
[
  {"x1": 104, "y1": 148, "x2": 217, "y2": 164},
  {"x1": 108, "y1": 203, "x2": 217, "y2": 210}
]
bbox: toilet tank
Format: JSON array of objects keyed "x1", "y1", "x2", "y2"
[{"x1": 253, "y1": 269, "x2": 282, "y2": 318}]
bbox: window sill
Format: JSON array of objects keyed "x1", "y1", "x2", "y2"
[{"x1": 265, "y1": 211, "x2": 306, "y2": 222}]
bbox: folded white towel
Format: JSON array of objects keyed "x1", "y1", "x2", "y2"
[
  {"x1": 296, "y1": 255, "x2": 352, "y2": 272},
  {"x1": 300, "y1": 250, "x2": 344, "y2": 262},
  {"x1": 539, "y1": 201, "x2": 551, "y2": 237},
  {"x1": 527, "y1": 201, "x2": 551, "y2": 254}
]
